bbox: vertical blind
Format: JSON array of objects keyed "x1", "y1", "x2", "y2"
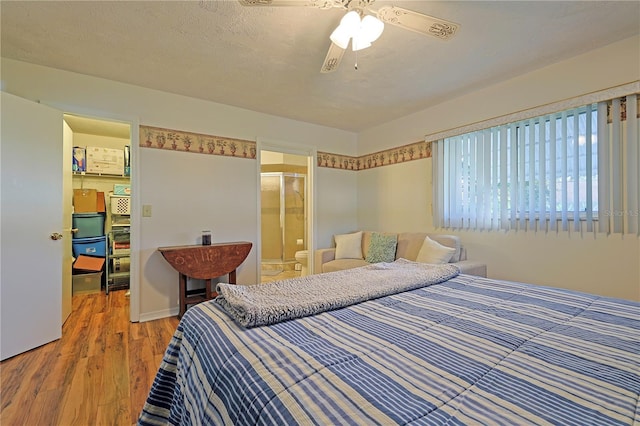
[
  {"x1": 599, "y1": 94, "x2": 639, "y2": 235},
  {"x1": 433, "y1": 94, "x2": 639, "y2": 235}
]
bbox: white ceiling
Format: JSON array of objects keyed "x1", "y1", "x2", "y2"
[
  {"x1": 63, "y1": 114, "x2": 131, "y2": 139},
  {"x1": 2, "y1": 1, "x2": 639, "y2": 132}
]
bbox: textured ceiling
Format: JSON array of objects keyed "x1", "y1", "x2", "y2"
[
  {"x1": 64, "y1": 114, "x2": 131, "y2": 139},
  {"x1": 2, "y1": 1, "x2": 639, "y2": 132}
]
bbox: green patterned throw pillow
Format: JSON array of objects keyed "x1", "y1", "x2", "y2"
[{"x1": 365, "y1": 232, "x2": 398, "y2": 263}]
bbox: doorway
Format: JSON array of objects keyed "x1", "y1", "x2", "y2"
[
  {"x1": 261, "y1": 171, "x2": 307, "y2": 277},
  {"x1": 64, "y1": 114, "x2": 136, "y2": 307},
  {"x1": 1, "y1": 93, "x2": 140, "y2": 361},
  {"x1": 258, "y1": 142, "x2": 315, "y2": 284}
]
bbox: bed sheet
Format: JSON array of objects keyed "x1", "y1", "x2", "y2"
[{"x1": 139, "y1": 274, "x2": 640, "y2": 425}]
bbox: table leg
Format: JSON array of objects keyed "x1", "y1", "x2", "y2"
[
  {"x1": 229, "y1": 269, "x2": 237, "y2": 284},
  {"x1": 205, "y1": 279, "x2": 212, "y2": 299},
  {"x1": 179, "y1": 273, "x2": 187, "y2": 318}
]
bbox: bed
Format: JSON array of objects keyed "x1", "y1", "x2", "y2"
[{"x1": 139, "y1": 260, "x2": 639, "y2": 425}]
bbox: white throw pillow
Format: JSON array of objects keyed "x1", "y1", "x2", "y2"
[
  {"x1": 416, "y1": 236, "x2": 456, "y2": 264},
  {"x1": 334, "y1": 231, "x2": 363, "y2": 259}
]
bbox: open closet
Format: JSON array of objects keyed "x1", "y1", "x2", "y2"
[{"x1": 66, "y1": 114, "x2": 132, "y2": 295}]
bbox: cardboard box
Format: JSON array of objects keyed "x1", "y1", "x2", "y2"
[
  {"x1": 73, "y1": 189, "x2": 98, "y2": 213},
  {"x1": 73, "y1": 255, "x2": 105, "y2": 272},
  {"x1": 113, "y1": 184, "x2": 131, "y2": 196},
  {"x1": 73, "y1": 189, "x2": 104, "y2": 213},
  {"x1": 96, "y1": 192, "x2": 106, "y2": 213},
  {"x1": 86, "y1": 146, "x2": 125, "y2": 175}
]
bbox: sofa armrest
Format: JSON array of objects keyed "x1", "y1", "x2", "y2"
[
  {"x1": 314, "y1": 248, "x2": 336, "y2": 274},
  {"x1": 454, "y1": 260, "x2": 487, "y2": 278}
]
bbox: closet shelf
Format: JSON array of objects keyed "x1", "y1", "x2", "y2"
[
  {"x1": 73, "y1": 171, "x2": 129, "y2": 178},
  {"x1": 106, "y1": 196, "x2": 130, "y2": 293},
  {"x1": 110, "y1": 252, "x2": 130, "y2": 259}
]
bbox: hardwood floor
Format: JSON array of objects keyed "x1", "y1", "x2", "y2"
[
  {"x1": 260, "y1": 269, "x2": 301, "y2": 283},
  {"x1": 0, "y1": 290, "x2": 179, "y2": 426}
]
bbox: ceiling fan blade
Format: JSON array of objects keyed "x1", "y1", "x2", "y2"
[
  {"x1": 238, "y1": 0, "x2": 339, "y2": 8},
  {"x1": 376, "y1": 6, "x2": 459, "y2": 40},
  {"x1": 320, "y1": 42, "x2": 345, "y2": 73}
]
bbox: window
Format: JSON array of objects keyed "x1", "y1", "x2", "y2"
[{"x1": 433, "y1": 95, "x2": 639, "y2": 235}]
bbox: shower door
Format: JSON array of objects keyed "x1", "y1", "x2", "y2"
[
  {"x1": 260, "y1": 173, "x2": 283, "y2": 263},
  {"x1": 282, "y1": 174, "x2": 306, "y2": 261},
  {"x1": 260, "y1": 173, "x2": 306, "y2": 266}
]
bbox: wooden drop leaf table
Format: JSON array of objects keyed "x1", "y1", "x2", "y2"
[{"x1": 158, "y1": 241, "x2": 252, "y2": 318}]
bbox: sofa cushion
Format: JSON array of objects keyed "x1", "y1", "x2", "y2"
[
  {"x1": 396, "y1": 232, "x2": 428, "y2": 260},
  {"x1": 416, "y1": 236, "x2": 456, "y2": 264},
  {"x1": 456, "y1": 260, "x2": 488, "y2": 277},
  {"x1": 361, "y1": 231, "x2": 397, "y2": 260},
  {"x1": 322, "y1": 259, "x2": 369, "y2": 273},
  {"x1": 396, "y1": 233, "x2": 462, "y2": 262},
  {"x1": 429, "y1": 234, "x2": 462, "y2": 262},
  {"x1": 334, "y1": 231, "x2": 363, "y2": 259},
  {"x1": 365, "y1": 232, "x2": 398, "y2": 263}
]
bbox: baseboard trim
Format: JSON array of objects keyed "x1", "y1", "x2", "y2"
[{"x1": 139, "y1": 307, "x2": 179, "y2": 323}]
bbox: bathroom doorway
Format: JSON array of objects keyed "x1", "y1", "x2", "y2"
[
  {"x1": 259, "y1": 147, "x2": 314, "y2": 283},
  {"x1": 261, "y1": 171, "x2": 306, "y2": 274}
]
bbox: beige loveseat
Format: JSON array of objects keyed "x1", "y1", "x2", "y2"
[{"x1": 315, "y1": 232, "x2": 487, "y2": 277}]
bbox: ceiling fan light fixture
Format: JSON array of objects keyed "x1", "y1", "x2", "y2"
[
  {"x1": 360, "y1": 15, "x2": 384, "y2": 43},
  {"x1": 340, "y1": 10, "x2": 361, "y2": 33},
  {"x1": 329, "y1": 10, "x2": 361, "y2": 49},
  {"x1": 329, "y1": 11, "x2": 384, "y2": 52},
  {"x1": 329, "y1": 24, "x2": 352, "y2": 49},
  {"x1": 351, "y1": 33, "x2": 371, "y2": 51}
]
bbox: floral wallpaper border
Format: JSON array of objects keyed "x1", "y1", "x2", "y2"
[
  {"x1": 139, "y1": 125, "x2": 431, "y2": 171},
  {"x1": 318, "y1": 141, "x2": 432, "y2": 171},
  {"x1": 140, "y1": 125, "x2": 257, "y2": 159},
  {"x1": 607, "y1": 96, "x2": 640, "y2": 123}
]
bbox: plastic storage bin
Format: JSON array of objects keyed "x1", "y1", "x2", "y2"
[
  {"x1": 72, "y1": 272, "x2": 102, "y2": 294},
  {"x1": 110, "y1": 196, "x2": 130, "y2": 215},
  {"x1": 72, "y1": 235, "x2": 107, "y2": 258},
  {"x1": 72, "y1": 213, "x2": 105, "y2": 238}
]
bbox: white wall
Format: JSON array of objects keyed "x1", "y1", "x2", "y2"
[
  {"x1": 358, "y1": 36, "x2": 640, "y2": 153},
  {"x1": 446, "y1": 228, "x2": 640, "y2": 301},
  {"x1": 315, "y1": 167, "x2": 359, "y2": 250},
  {"x1": 3, "y1": 34, "x2": 638, "y2": 317},
  {"x1": 357, "y1": 36, "x2": 640, "y2": 301},
  {"x1": 139, "y1": 149, "x2": 259, "y2": 317},
  {"x1": 1, "y1": 58, "x2": 359, "y2": 319},
  {"x1": 357, "y1": 160, "x2": 431, "y2": 232}
]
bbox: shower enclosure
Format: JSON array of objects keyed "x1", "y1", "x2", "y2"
[{"x1": 261, "y1": 172, "x2": 306, "y2": 272}]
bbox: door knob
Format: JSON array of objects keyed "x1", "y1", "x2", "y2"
[
  {"x1": 50, "y1": 233, "x2": 63, "y2": 240},
  {"x1": 71, "y1": 228, "x2": 79, "y2": 234}
]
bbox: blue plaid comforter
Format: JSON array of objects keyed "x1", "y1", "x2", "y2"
[{"x1": 139, "y1": 274, "x2": 640, "y2": 425}]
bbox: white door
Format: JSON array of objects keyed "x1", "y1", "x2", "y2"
[
  {"x1": 62, "y1": 121, "x2": 73, "y2": 324},
  {"x1": 1, "y1": 92, "x2": 64, "y2": 360}
]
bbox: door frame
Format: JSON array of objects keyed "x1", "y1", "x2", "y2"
[
  {"x1": 50, "y1": 103, "x2": 141, "y2": 322},
  {"x1": 257, "y1": 138, "x2": 317, "y2": 278}
]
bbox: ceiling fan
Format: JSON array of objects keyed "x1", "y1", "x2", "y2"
[{"x1": 238, "y1": 0, "x2": 460, "y2": 73}]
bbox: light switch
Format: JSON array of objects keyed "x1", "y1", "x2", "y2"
[{"x1": 142, "y1": 204, "x2": 152, "y2": 217}]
